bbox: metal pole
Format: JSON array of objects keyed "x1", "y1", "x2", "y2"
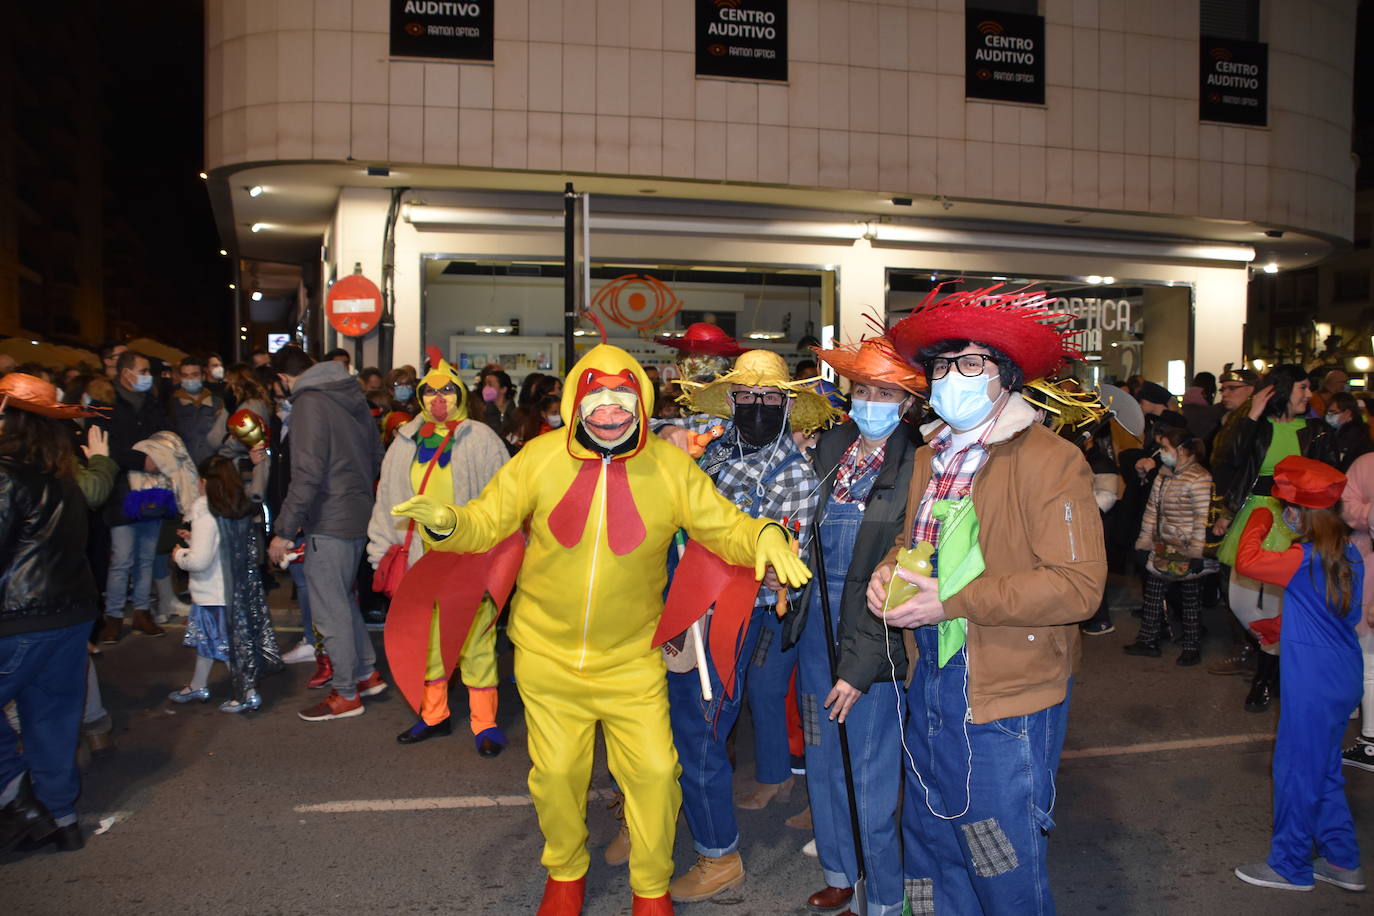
[
  {"x1": 812, "y1": 515, "x2": 869, "y2": 915},
  {"x1": 231, "y1": 256, "x2": 244, "y2": 362},
  {"x1": 563, "y1": 182, "x2": 576, "y2": 374}
]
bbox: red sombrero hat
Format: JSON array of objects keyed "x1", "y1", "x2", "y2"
[
  {"x1": 1272, "y1": 455, "x2": 1346, "y2": 509},
  {"x1": 0, "y1": 373, "x2": 106, "y2": 419},
  {"x1": 814, "y1": 336, "x2": 926, "y2": 395},
  {"x1": 654, "y1": 323, "x2": 747, "y2": 357},
  {"x1": 889, "y1": 285, "x2": 1083, "y2": 382}
]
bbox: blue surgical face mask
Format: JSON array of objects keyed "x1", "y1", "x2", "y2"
[
  {"x1": 181, "y1": 378, "x2": 203, "y2": 394},
  {"x1": 849, "y1": 398, "x2": 904, "y2": 440},
  {"x1": 1325, "y1": 412, "x2": 1341, "y2": 429},
  {"x1": 132, "y1": 373, "x2": 154, "y2": 393},
  {"x1": 929, "y1": 370, "x2": 999, "y2": 431},
  {"x1": 393, "y1": 385, "x2": 414, "y2": 402}
]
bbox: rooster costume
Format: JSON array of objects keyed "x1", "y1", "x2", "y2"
[
  {"x1": 368, "y1": 348, "x2": 510, "y2": 753},
  {"x1": 392, "y1": 344, "x2": 810, "y2": 915}
]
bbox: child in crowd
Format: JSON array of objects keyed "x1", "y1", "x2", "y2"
[
  {"x1": 168, "y1": 454, "x2": 280, "y2": 712},
  {"x1": 1233, "y1": 456, "x2": 1366, "y2": 893},
  {"x1": 1125, "y1": 427, "x2": 1213, "y2": 665}
]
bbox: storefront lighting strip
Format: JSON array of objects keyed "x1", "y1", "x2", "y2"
[{"x1": 403, "y1": 204, "x2": 1255, "y2": 264}]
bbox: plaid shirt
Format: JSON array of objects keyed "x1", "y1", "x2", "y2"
[
  {"x1": 702, "y1": 425, "x2": 820, "y2": 608},
  {"x1": 909, "y1": 426, "x2": 990, "y2": 551},
  {"x1": 832, "y1": 438, "x2": 886, "y2": 504}
]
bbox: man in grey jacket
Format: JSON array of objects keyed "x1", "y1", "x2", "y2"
[{"x1": 267, "y1": 346, "x2": 386, "y2": 722}]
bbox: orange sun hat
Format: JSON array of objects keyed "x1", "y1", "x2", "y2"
[
  {"x1": 814, "y1": 335, "x2": 926, "y2": 396},
  {"x1": 0, "y1": 373, "x2": 106, "y2": 420}
]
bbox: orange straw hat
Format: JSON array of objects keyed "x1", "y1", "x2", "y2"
[
  {"x1": 0, "y1": 373, "x2": 106, "y2": 420},
  {"x1": 813, "y1": 336, "x2": 926, "y2": 396}
]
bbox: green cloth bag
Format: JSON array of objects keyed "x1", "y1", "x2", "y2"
[
  {"x1": 1215, "y1": 495, "x2": 1294, "y2": 568},
  {"x1": 932, "y1": 498, "x2": 986, "y2": 667}
]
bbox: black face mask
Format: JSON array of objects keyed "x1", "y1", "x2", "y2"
[{"x1": 734, "y1": 403, "x2": 788, "y2": 447}]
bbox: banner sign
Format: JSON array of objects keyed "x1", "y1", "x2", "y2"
[
  {"x1": 1199, "y1": 36, "x2": 1267, "y2": 127},
  {"x1": 965, "y1": 8, "x2": 1045, "y2": 105},
  {"x1": 696, "y1": 0, "x2": 788, "y2": 82},
  {"x1": 390, "y1": 0, "x2": 494, "y2": 61}
]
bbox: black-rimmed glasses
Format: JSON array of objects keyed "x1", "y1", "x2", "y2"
[
  {"x1": 926, "y1": 353, "x2": 998, "y2": 380},
  {"x1": 731, "y1": 390, "x2": 786, "y2": 407}
]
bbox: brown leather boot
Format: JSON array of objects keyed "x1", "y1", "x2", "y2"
[
  {"x1": 736, "y1": 775, "x2": 793, "y2": 810},
  {"x1": 669, "y1": 852, "x2": 745, "y2": 902},
  {"x1": 130, "y1": 609, "x2": 165, "y2": 637},
  {"x1": 99, "y1": 615, "x2": 124, "y2": 645},
  {"x1": 603, "y1": 792, "x2": 631, "y2": 866}
]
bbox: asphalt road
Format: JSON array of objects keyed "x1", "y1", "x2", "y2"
[{"x1": 5, "y1": 584, "x2": 1372, "y2": 915}]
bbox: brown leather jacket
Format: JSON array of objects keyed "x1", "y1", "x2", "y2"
[{"x1": 882, "y1": 396, "x2": 1107, "y2": 724}]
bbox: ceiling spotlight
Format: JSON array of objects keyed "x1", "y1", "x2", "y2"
[
  {"x1": 1086, "y1": 275, "x2": 1103, "y2": 284},
  {"x1": 240, "y1": 335, "x2": 247, "y2": 341},
  {"x1": 1101, "y1": 276, "x2": 1116, "y2": 284},
  {"x1": 240, "y1": 326, "x2": 248, "y2": 332},
  {"x1": 248, "y1": 185, "x2": 263, "y2": 197},
  {"x1": 227, "y1": 283, "x2": 236, "y2": 290},
  {"x1": 1355, "y1": 356, "x2": 1372, "y2": 372},
  {"x1": 250, "y1": 291, "x2": 263, "y2": 302},
  {"x1": 250, "y1": 223, "x2": 265, "y2": 233},
  {"x1": 30, "y1": 340, "x2": 39, "y2": 345},
  {"x1": 1263, "y1": 262, "x2": 1279, "y2": 274},
  {"x1": 218, "y1": 249, "x2": 227, "y2": 256},
  {"x1": 198, "y1": 171, "x2": 208, "y2": 180}
]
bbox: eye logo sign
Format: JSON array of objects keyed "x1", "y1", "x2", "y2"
[
  {"x1": 591, "y1": 274, "x2": 684, "y2": 332},
  {"x1": 978, "y1": 20, "x2": 1004, "y2": 35},
  {"x1": 1211, "y1": 47, "x2": 1233, "y2": 61}
]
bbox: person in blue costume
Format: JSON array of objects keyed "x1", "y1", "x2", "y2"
[{"x1": 1233, "y1": 455, "x2": 1368, "y2": 894}]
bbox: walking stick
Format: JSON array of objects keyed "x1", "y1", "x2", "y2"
[{"x1": 811, "y1": 515, "x2": 868, "y2": 915}]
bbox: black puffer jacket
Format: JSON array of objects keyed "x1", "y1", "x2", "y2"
[
  {"x1": 783, "y1": 419, "x2": 918, "y2": 692},
  {"x1": 0, "y1": 457, "x2": 99, "y2": 638}
]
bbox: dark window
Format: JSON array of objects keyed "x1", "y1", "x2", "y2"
[
  {"x1": 970, "y1": 0, "x2": 1040, "y2": 14},
  {"x1": 1355, "y1": 212, "x2": 1372, "y2": 250},
  {"x1": 1201, "y1": 0, "x2": 1261, "y2": 41},
  {"x1": 1333, "y1": 268, "x2": 1371, "y2": 302}
]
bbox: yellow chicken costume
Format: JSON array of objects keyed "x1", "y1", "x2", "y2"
[
  {"x1": 369, "y1": 347, "x2": 511, "y2": 753},
  {"x1": 393, "y1": 344, "x2": 810, "y2": 916}
]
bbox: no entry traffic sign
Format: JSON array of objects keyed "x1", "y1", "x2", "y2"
[{"x1": 326, "y1": 274, "x2": 383, "y2": 337}]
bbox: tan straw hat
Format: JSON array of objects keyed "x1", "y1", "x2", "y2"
[{"x1": 677, "y1": 349, "x2": 841, "y2": 433}]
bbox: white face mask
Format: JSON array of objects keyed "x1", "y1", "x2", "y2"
[
  {"x1": 929, "y1": 370, "x2": 999, "y2": 431},
  {"x1": 209, "y1": 365, "x2": 225, "y2": 380},
  {"x1": 1159, "y1": 450, "x2": 1177, "y2": 468}
]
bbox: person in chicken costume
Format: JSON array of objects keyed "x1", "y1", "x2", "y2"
[
  {"x1": 392, "y1": 343, "x2": 810, "y2": 916},
  {"x1": 368, "y1": 347, "x2": 510, "y2": 754}
]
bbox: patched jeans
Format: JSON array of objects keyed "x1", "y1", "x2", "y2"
[{"x1": 901, "y1": 625, "x2": 1071, "y2": 916}]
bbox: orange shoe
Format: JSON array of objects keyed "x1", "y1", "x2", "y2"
[
  {"x1": 297, "y1": 691, "x2": 364, "y2": 721},
  {"x1": 536, "y1": 875, "x2": 585, "y2": 916},
  {"x1": 632, "y1": 892, "x2": 674, "y2": 915},
  {"x1": 356, "y1": 670, "x2": 388, "y2": 697}
]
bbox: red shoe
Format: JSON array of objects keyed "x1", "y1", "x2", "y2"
[
  {"x1": 307, "y1": 652, "x2": 333, "y2": 689},
  {"x1": 536, "y1": 875, "x2": 585, "y2": 916},
  {"x1": 356, "y1": 670, "x2": 388, "y2": 697},
  {"x1": 297, "y1": 691, "x2": 364, "y2": 721},
  {"x1": 632, "y1": 892, "x2": 673, "y2": 915}
]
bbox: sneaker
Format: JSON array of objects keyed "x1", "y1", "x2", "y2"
[
  {"x1": 298, "y1": 691, "x2": 364, "y2": 722},
  {"x1": 1080, "y1": 619, "x2": 1115, "y2": 636},
  {"x1": 1341, "y1": 738, "x2": 1374, "y2": 773},
  {"x1": 801, "y1": 838, "x2": 817, "y2": 857},
  {"x1": 306, "y1": 653, "x2": 334, "y2": 689},
  {"x1": 1234, "y1": 862, "x2": 1313, "y2": 891},
  {"x1": 1313, "y1": 857, "x2": 1366, "y2": 891},
  {"x1": 281, "y1": 642, "x2": 317, "y2": 665},
  {"x1": 356, "y1": 671, "x2": 388, "y2": 697}
]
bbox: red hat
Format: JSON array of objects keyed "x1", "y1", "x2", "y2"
[
  {"x1": 1272, "y1": 456, "x2": 1346, "y2": 509},
  {"x1": 0, "y1": 373, "x2": 105, "y2": 420},
  {"x1": 654, "y1": 323, "x2": 747, "y2": 357},
  {"x1": 889, "y1": 285, "x2": 1083, "y2": 382}
]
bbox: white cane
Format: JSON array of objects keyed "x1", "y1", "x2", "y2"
[{"x1": 673, "y1": 530, "x2": 713, "y2": 702}]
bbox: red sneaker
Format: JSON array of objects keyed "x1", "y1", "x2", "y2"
[
  {"x1": 297, "y1": 691, "x2": 364, "y2": 721},
  {"x1": 307, "y1": 652, "x2": 333, "y2": 689},
  {"x1": 632, "y1": 892, "x2": 674, "y2": 915},
  {"x1": 356, "y1": 670, "x2": 388, "y2": 697},
  {"x1": 536, "y1": 875, "x2": 586, "y2": 916}
]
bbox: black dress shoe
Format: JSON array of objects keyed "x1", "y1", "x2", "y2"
[
  {"x1": 0, "y1": 773, "x2": 58, "y2": 855},
  {"x1": 1123, "y1": 640, "x2": 1161, "y2": 658},
  {"x1": 20, "y1": 822, "x2": 83, "y2": 852},
  {"x1": 396, "y1": 718, "x2": 452, "y2": 745},
  {"x1": 477, "y1": 736, "x2": 504, "y2": 758},
  {"x1": 1176, "y1": 649, "x2": 1201, "y2": 667}
]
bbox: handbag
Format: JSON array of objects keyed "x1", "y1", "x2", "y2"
[{"x1": 373, "y1": 428, "x2": 454, "y2": 597}]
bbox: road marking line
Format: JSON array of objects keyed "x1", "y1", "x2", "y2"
[
  {"x1": 1062, "y1": 733, "x2": 1271, "y2": 760},
  {"x1": 295, "y1": 788, "x2": 616, "y2": 814}
]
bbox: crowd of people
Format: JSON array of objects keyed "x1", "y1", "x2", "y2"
[{"x1": 2, "y1": 288, "x2": 1372, "y2": 912}]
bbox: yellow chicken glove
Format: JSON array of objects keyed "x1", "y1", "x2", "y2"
[
  {"x1": 391, "y1": 494, "x2": 457, "y2": 535},
  {"x1": 755, "y1": 524, "x2": 811, "y2": 588}
]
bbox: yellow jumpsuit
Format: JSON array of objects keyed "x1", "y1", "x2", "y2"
[{"x1": 425, "y1": 345, "x2": 772, "y2": 896}]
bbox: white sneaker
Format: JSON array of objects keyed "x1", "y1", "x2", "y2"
[
  {"x1": 281, "y1": 642, "x2": 317, "y2": 664},
  {"x1": 801, "y1": 839, "x2": 817, "y2": 858}
]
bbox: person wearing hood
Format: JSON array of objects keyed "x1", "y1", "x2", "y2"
[
  {"x1": 393, "y1": 343, "x2": 810, "y2": 916},
  {"x1": 94, "y1": 350, "x2": 172, "y2": 644},
  {"x1": 780, "y1": 337, "x2": 923, "y2": 916},
  {"x1": 266, "y1": 346, "x2": 385, "y2": 723},
  {"x1": 663, "y1": 350, "x2": 836, "y2": 903},
  {"x1": 368, "y1": 347, "x2": 509, "y2": 753},
  {"x1": 871, "y1": 287, "x2": 1107, "y2": 915}
]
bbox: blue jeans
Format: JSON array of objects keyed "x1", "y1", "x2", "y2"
[
  {"x1": 668, "y1": 603, "x2": 795, "y2": 857},
  {"x1": 798, "y1": 499, "x2": 906, "y2": 915},
  {"x1": 288, "y1": 536, "x2": 313, "y2": 643},
  {"x1": 901, "y1": 625, "x2": 1071, "y2": 916},
  {"x1": 105, "y1": 519, "x2": 160, "y2": 617},
  {"x1": 0, "y1": 622, "x2": 90, "y2": 820}
]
